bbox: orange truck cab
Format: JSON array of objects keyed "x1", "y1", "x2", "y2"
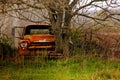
[{"x1": 18, "y1": 24, "x2": 55, "y2": 55}]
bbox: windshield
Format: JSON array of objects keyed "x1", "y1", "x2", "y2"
[
  {"x1": 30, "y1": 29, "x2": 49, "y2": 34},
  {"x1": 24, "y1": 25, "x2": 52, "y2": 35}
]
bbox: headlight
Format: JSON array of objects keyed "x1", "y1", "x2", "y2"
[{"x1": 20, "y1": 42, "x2": 28, "y2": 48}]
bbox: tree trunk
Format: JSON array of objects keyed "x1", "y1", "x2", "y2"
[
  {"x1": 51, "y1": 12, "x2": 64, "y2": 54},
  {"x1": 54, "y1": 28, "x2": 63, "y2": 53},
  {"x1": 48, "y1": 7, "x2": 72, "y2": 58},
  {"x1": 62, "y1": 12, "x2": 72, "y2": 58},
  {"x1": 62, "y1": 28, "x2": 70, "y2": 58}
]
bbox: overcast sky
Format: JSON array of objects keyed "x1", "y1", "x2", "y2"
[{"x1": 85, "y1": 0, "x2": 120, "y2": 14}]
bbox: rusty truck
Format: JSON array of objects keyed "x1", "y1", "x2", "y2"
[{"x1": 13, "y1": 24, "x2": 56, "y2": 57}]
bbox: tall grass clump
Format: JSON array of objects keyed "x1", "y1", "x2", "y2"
[{"x1": 0, "y1": 34, "x2": 15, "y2": 61}]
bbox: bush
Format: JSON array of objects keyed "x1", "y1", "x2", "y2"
[
  {"x1": 71, "y1": 29, "x2": 103, "y2": 55},
  {"x1": 0, "y1": 35, "x2": 15, "y2": 60}
]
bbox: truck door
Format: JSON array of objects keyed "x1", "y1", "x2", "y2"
[{"x1": 12, "y1": 27, "x2": 25, "y2": 47}]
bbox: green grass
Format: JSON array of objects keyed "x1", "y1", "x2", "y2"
[{"x1": 0, "y1": 56, "x2": 120, "y2": 80}]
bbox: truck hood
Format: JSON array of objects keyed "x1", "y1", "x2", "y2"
[{"x1": 24, "y1": 34, "x2": 55, "y2": 42}]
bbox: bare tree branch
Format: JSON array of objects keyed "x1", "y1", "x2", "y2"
[
  {"x1": 72, "y1": 0, "x2": 95, "y2": 16},
  {"x1": 69, "y1": 0, "x2": 78, "y2": 8}
]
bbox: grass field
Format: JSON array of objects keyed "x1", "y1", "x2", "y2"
[{"x1": 0, "y1": 55, "x2": 120, "y2": 80}]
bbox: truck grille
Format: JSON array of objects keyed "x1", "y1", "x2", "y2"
[{"x1": 30, "y1": 42, "x2": 55, "y2": 46}]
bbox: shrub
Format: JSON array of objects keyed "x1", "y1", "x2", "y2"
[
  {"x1": 0, "y1": 34, "x2": 15, "y2": 61},
  {"x1": 71, "y1": 29, "x2": 103, "y2": 56}
]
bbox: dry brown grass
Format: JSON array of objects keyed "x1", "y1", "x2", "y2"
[{"x1": 93, "y1": 32, "x2": 120, "y2": 59}]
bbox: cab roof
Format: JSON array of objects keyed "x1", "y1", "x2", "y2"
[{"x1": 25, "y1": 24, "x2": 51, "y2": 29}]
